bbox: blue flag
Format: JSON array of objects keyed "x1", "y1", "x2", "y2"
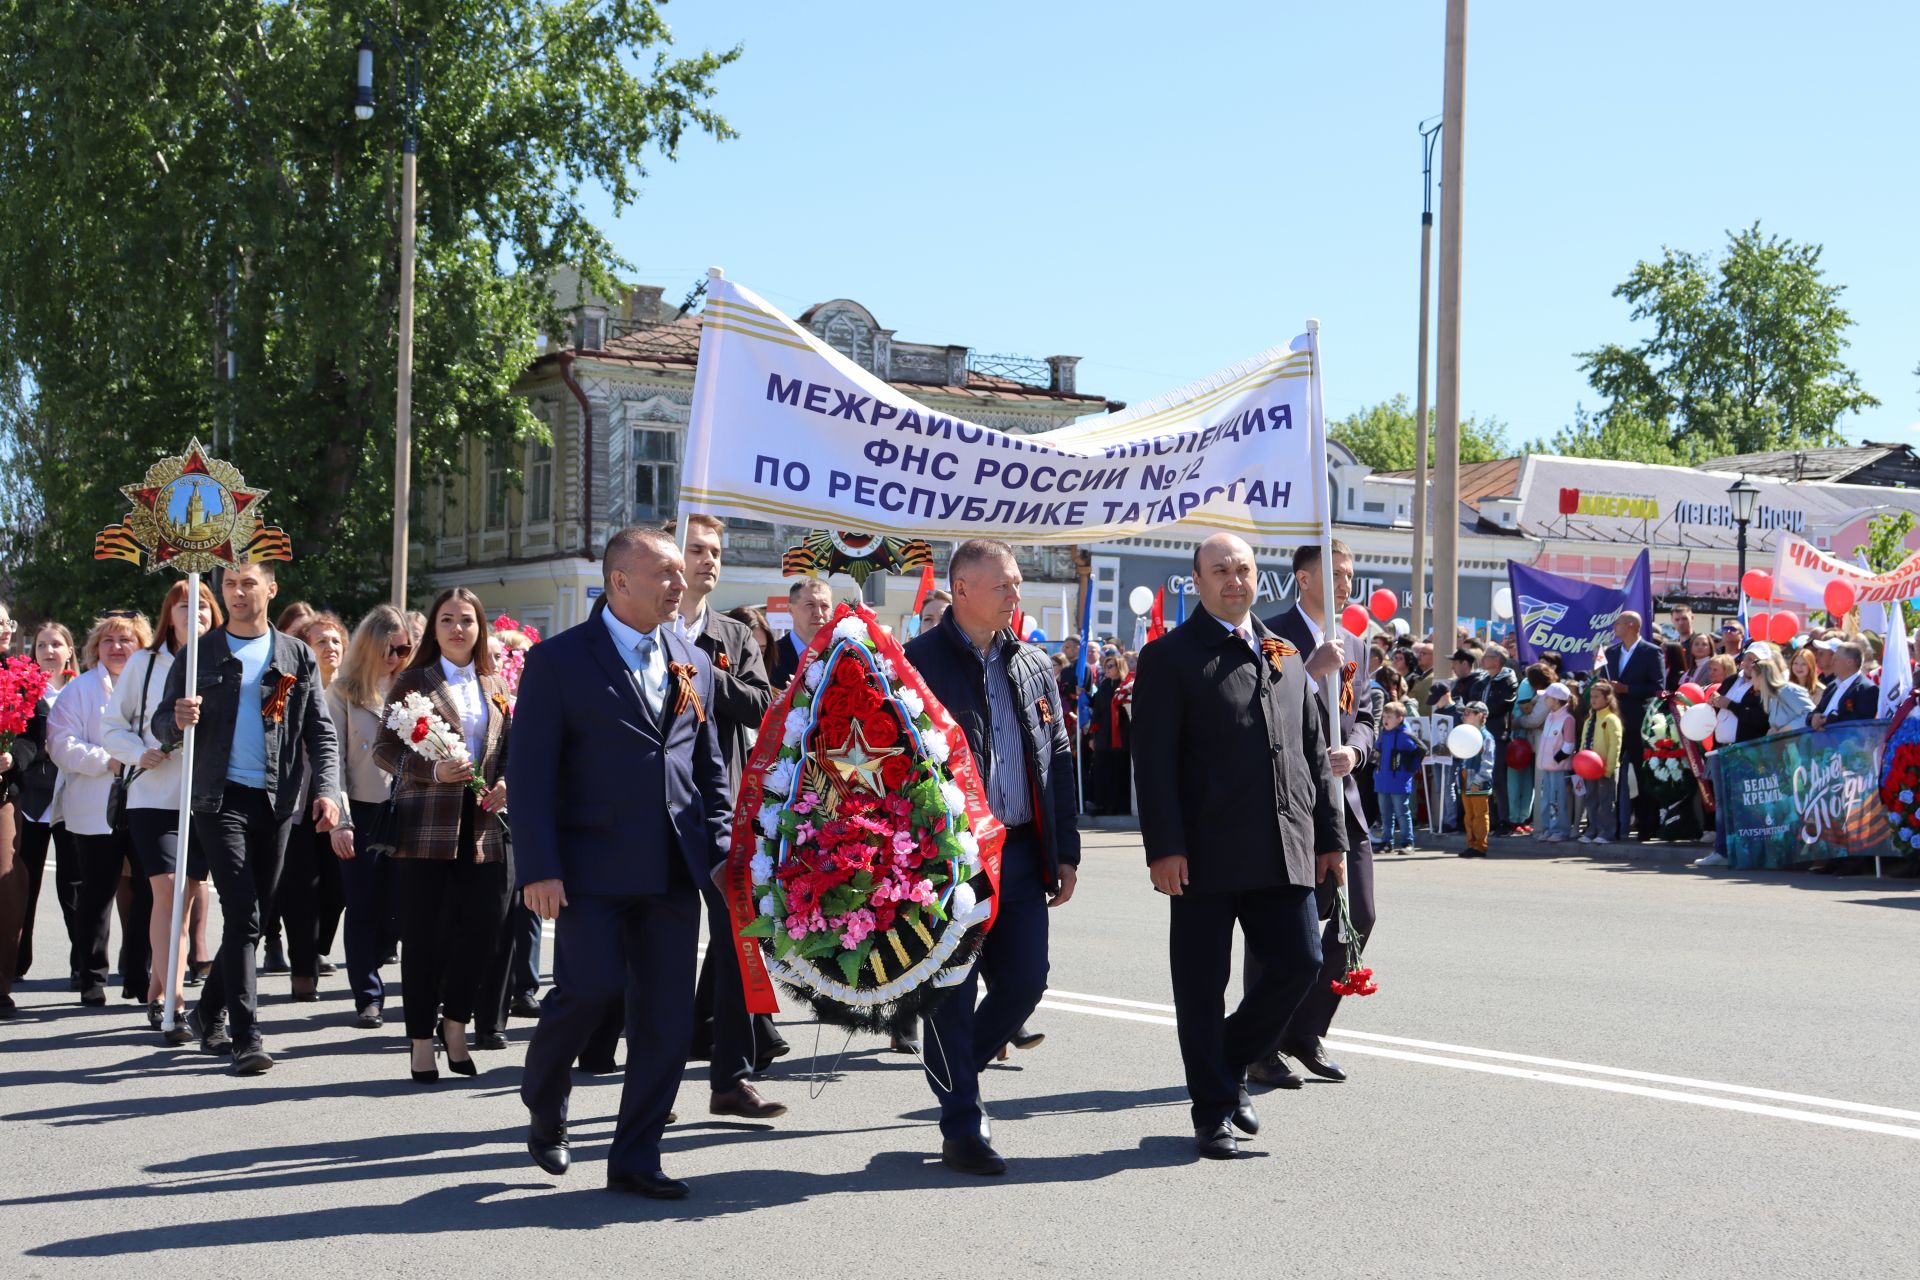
[
  {"x1": 1507, "y1": 549, "x2": 1655, "y2": 674},
  {"x1": 1075, "y1": 580, "x2": 1095, "y2": 731}
]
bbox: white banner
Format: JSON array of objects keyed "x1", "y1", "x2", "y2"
[
  {"x1": 682, "y1": 278, "x2": 1329, "y2": 545},
  {"x1": 1772, "y1": 533, "x2": 1920, "y2": 609}
]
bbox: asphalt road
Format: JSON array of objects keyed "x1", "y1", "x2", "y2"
[{"x1": 3, "y1": 831, "x2": 1917, "y2": 1278}]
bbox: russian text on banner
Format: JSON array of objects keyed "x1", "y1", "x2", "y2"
[
  {"x1": 1772, "y1": 533, "x2": 1920, "y2": 612},
  {"x1": 1709, "y1": 720, "x2": 1894, "y2": 870},
  {"x1": 1507, "y1": 550, "x2": 1654, "y2": 675},
  {"x1": 681, "y1": 278, "x2": 1326, "y2": 544}
]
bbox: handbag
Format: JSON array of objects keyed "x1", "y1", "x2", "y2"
[
  {"x1": 106, "y1": 653, "x2": 159, "y2": 833},
  {"x1": 359, "y1": 748, "x2": 403, "y2": 857}
]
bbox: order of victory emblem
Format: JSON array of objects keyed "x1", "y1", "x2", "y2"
[{"x1": 94, "y1": 439, "x2": 291, "y2": 574}]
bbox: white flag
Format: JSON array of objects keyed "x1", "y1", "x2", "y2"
[
  {"x1": 1855, "y1": 552, "x2": 1889, "y2": 632},
  {"x1": 1880, "y1": 601, "x2": 1912, "y2": 718}
]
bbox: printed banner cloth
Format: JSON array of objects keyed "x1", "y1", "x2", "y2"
[
  {"x1": 1506, "y1": 549, "x2": 1654, "y2": 675},
  {"x1": 1771, "y1": 533, "x2": 1920, "y2": 610},
  {"x1": 1709, "y1": 720, "x2": 1895, "y2": 870},
  {"x1": 683, "y1": 278, "x2": 1328, "y2": 544}
]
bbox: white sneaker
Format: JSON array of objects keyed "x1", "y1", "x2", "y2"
[{"x1": 1691, "y1": 851, "x2": 1728, "y2": 868}]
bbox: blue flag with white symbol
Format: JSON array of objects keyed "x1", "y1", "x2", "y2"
[{"x1": 1507, "y1": 550, "x2": 1655, "y2": 674}]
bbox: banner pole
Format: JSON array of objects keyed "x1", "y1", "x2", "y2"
[
  {"x1": 159, "y1": 570, "x2": 201, "y2": 1039},
  {"x1": 1306, "y1": 321, "x2": 1341, "y2": 749}
]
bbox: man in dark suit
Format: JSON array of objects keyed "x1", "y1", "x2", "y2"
[
  {"x1": 903, "y1": 538, "x2": 1080, "y2": 1176},
  {"x1": 1810, "y1": 639, "x2": 1877, "y2": 729},
  {"x1": 1251, "y1": 538, "x2": 1377, "y2": 1089},
  {"x1": 768, "y1": 576, "x2": 834, "y2": 690},
  {"x1": 1132, "y1": 533, "x2": 1346, "y2": 1160},
  {"x1": 678, "y1": 514, "x2": 788, "y2": 1114},
  {"x1": 513, "y1": 526, "x2": 733, "y2": 1201},
  {"x1": 1603, "y1": 611, "x2": 1665, "y2": 841}
]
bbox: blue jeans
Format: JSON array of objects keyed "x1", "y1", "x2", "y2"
[
  {"x1": 1506, "y1": 760, "x2": 1535, "y2": 826},
  {"x1": 1536, "y1": 771, "x2": 1573, "y2": 837},
  {"x1": 1380, "y1": 793, "x2": 1415, "y2": 848}
]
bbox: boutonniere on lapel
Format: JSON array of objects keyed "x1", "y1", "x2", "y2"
[
  {"x1": 714, "y1": 650, "x2": 731, "y2": 672},
  {"x1": 263, "y1": 673, "x2": 298, "y2": 725},
  {"x1": 1260, "y1": 636, "x2": 1296, "y2": 678},
  {"x1": 1341, "y1": 660, "x2": 1357, "y2": 714},
  {"x1": 668, "y1": 662, "x2": 707, "y2": 723},
  {"x1": 1035, "y1": 696, "x2": 1053, "y2": 726},
  {"x1": 489, "y1": 692, "x2": 514, "y2": 720}
]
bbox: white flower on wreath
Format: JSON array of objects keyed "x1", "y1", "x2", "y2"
[
  {"x1": 758, "y1": 893, "x2": 776, "y2": 917},
  {"x1": 756, "y1": 805, "x2": 781, "y2": 839},
  {"x1": 804, "y1": 660, "x2": 827, "y2": 691},
  {"x1": 749, "y1": 851, "x2": 774, "y2": 884},
  {"x1": 956, "y1": 828, "x2": 980, "y2": 869},
  {"x1": 924, "y1": 728, "x2": 951, "y2": 765},
  {"x1": 939, "y1": 779, "x2": 967, "y2": 818},
  {"x1": 896, "y1": 686, "x2": 925, "y2": 720},
  {"x1": 782, "y1": 706, "x2": 810, "y2": 747},
  {"x1": 949, "y1": 881, "x2": 976, "y2": 920},
  {"x1": 832, "y1": 615, "x2": 869, "y2": 644},
  {"x1": 764, "y1": 756, "x2": 797, "y2": 798},
  {"x1": 877, "y1": 656, "x2": 897, "y2": 683}
]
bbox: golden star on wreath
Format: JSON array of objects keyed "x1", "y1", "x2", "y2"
[{"x1": 822, "y1": 718, "x2": 904, "y2": 798}]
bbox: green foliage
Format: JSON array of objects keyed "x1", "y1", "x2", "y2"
[
  {"x1": 1328, "y1": 394, "x2": 1509, "y2": 472},
  {"x1": 1855, "y1": 511, "x2": 1920, "y2": 635},
  {"x1": 1577, "y1": 223, "x2": 1878, "y2": 458},
  {"x1": 1526, "y1": 404, "x2": 1702, "y2": 465},
  {"x1": 0, "y1": 0, "x2": 736, "y2": 629}
]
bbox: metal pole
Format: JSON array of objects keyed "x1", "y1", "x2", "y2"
[
  {"x1": 389, "y1": 134, "x2": 418, "y2": 607},
  {"x1": 1431, "y1": 0, "x2": 1468, "y2": 652},
  {"x1": 1306, "y1": 321, "x2": 1342, "y2": 755},
  {"x1": 158, "y1": 571, "x2": 201, "y2": 1039},
  {"x1": 1412, "y1": 120, "x2": 1440, "y2": 641}
]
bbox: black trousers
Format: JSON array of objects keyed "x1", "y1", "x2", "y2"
[
  {"x1": 926, "y1": 829, "x2": 1051, "y2": 1139},
  {"x1": 690, "y1": 884, "x2": 778, "y2": 1087},
  {"x1": 523, "y1": 887, "x2": 700, "y2": 1176},
  {"x1": 392, "y1": 849, "x2": 513, "y2": 1041},
  {"x1": 339, "y1": 798, "x2": 391, "y2": 1012},
  {"x1": 1171, "y1": 882, "x2": 1322, "y2": 1128},
  {"x1": 13, "y1": 818, "x2": 72, "y2": 979},
  {"x1": 475, "y1": 898, "x2": 539, "y2": 1037},
  {"x1": 194, "y1": 784, "x2": 292, "y2": 1042},
  {"x1": 72, "y1": 828, "x2": 150, "y2": 998},
  {"x1": 1283, "y1": 835, "x2": 1376, "y2": 1045},
  {"x1": 281, "y1": 822, "x2": 345, "y2": 982}
]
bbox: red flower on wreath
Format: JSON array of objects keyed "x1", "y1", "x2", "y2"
[
  {"x1": 834, "y1": 660, "x2": 869, "y2": 690},
  {"x1": 863, "y1": 711, "x2": 902, "y2": 749},
  {"x1": 880, "y1": 753, "x2": 914, "y2": 792}
]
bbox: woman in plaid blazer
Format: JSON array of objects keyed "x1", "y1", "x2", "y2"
[{"x1": 372, "y1": 587, "x2": 511, "y2": 1083}]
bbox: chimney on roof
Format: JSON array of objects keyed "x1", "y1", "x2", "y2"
[
  {"x1": 625, "y1": 285, "x2": 665, "y2": 325},
  {"x1": 1046, "y1": 356, "x2": 1080, "y2": 395},
  {"x1": 945, "y1": 345, "x2": 968, "y2": 387},
  {"x1": 574, "y1": 304, "x2": 608, "y2": 351}
]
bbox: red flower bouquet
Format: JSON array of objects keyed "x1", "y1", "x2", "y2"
[{"x1": 0, "y1": 655, "x2": 50, "y2": 753}]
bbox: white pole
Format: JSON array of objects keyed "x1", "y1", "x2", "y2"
[
  {"x1": 159, "y1": 570, "x2": 201, "y2": 1038},
  {"x1": 674, "y1": 266, "x2": 727, "y2": 550},
  {"x1": 1306, "y1": 320, "x2": 1341, "y2": 747}
]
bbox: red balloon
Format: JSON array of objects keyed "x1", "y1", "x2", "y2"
[
  {"x1": 1768, "y1": 610, "x2": 1799, "y2": 645},
  {"x1": 1505, "y1": 739, "x2": 1534, "y2": 770},
  {"x1": 1572, "y1": 749, "x2": 1608, "y2": 781},
  {"x1": 1341, "y1": 604, "x2": 1370, "y2": 637},
  {"x1": 1369, "y1": 588, "x2": 1398, "y2": 623},
  {"x1": 1676, "y1": 682, "x2": 1708, "y2": 707},
  {"x1": 1741, "y1": 569, "x2": 1774, "y2": 602},
  {"x1": 1824, "y1": 579, "x2": 1857, "y2": 617},
  {"x1": 1746, "y1": 611, "x2": 1771, "y2": 641}
]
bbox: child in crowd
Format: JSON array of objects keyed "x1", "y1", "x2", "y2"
[
  {"x1": 1374, "y1": 699, "x2": 1423, "y2": 855},
  {"x1": 1456, "y1": 700, "x2": 1494, "y2": 858},
  {"x1": 1534, "y1": 682, "x2": 1577, "y2": 843},
  {"x1": 1575, "y1": 681, "x2": 1622, "y2": 845}
]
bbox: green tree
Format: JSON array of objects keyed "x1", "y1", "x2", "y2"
[
  {"x1": 0, "y1": 1, "x2": 737, "y2": 627},
  {"x1": 1328, "y1": 393, "x2": 1509, "y2": 472},
  {"x1": 1525, "y1": 404, "x2": 1699, "y2": 466},
  {"x1": 1577, "y1": 223, "x2": 1878, "y2": 458}
]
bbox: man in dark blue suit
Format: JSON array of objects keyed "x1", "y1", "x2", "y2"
[
  {"x1": 1810, "y1": 640, "x2": 1877, "y2": 728},
  {"x1": 512, "y1": 526, "x2": 733, "y2": 1201},
  {"x1": 1603, "y1": 611, "x2": 1666, "y2": 841}
]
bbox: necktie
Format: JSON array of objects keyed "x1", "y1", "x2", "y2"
[
  {"x1": 1233, "y1": 625, "x2": 1254, "y2": 653},
  {"x1": 633, "y1": 633, "x2": 664, "y2": 719}
]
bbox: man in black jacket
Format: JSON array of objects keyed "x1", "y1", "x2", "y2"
[
  {"x1": 769, "y1": 577, "x2": 834, "y2": 691},
  {"x1": 903, "y1": 538, "x2": 1079, "y2": 1177},
  {"x1": 1603, "y1": 611, "x2": 1665, "y2": 841},
  {"x1": 1133, "y1": 533, "x2": 1345, "y2": 1160},
  {"x1": 158, "y1": 562, "x2": 340, "y2": 1073}
]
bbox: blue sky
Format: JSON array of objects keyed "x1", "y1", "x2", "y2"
[{"x1": 586, "y1": 1, "x2": 1919, "y2": 447}]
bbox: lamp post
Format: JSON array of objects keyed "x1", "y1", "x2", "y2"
[
  {"x1": 354, "y1": 33, "x2": 422, "y2": 609},
  {"x1": 1410, "y1": 117, "x2": 1441, "y2": 640},
  {"x1": 1729, "y1": 476, "x2": 1759, "y2": 616}
]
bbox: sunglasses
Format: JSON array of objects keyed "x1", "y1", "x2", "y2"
[
  {"x1": 389, "y1": 643, "x2": 414, "y2": 658},
  {"x1": 103, "y1": 609, "x2": 141, "y2": 620}
]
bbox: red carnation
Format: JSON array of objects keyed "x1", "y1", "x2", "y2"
[
  {"x1": 880, "y1": 753, "x2": 913, "y2": 793},
  {"x1": 411, "y1": 717, "x2": 432, "y2": 744},
  {"x1": 834, "y1": 660, "x2": 869, "y2": 690},
  {"x1": 817, "y1": 713, "x2": 853, "y2": 746},
  {"x1": 863, "y1": 711, "x2": 901, "y2": 748}
]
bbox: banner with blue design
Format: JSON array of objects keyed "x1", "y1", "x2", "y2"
[
  {"x1": 1708, "y1": 721, "x2": 1895, "y2": 869},
  {"x1": 1506, "y1": 549, "x2": 1654, "y2": 675}
]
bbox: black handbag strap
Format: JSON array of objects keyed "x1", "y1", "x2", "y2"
[{"x1": 122, "y1": 650, "x2": 161, "y2": 789}]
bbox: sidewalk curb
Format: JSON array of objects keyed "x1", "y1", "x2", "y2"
[{"x1": 1075, "y1": 816, "x2": 1713, "y2": 866}]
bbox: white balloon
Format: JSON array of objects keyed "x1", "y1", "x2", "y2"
[
  {"x1": 1446, "y1": 723, "x2": 1484, "y2": 760},
  {"x1": 1390, "y1": 617, "x2": 1410, "y2": 638},
  {"x1": 1492, "y1": 586, "x2": 1514, "y2": 620},
  {"x1": 1128, "y1": 586, "x2": 1154, "y2": 616},
  {"x1": 1680, "y1": 702, "x2": 1718, "y2": 742}
]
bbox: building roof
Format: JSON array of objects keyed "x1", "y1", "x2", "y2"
[
  {"x1": 1375, "y1": 456, "x2": 1523, "y2": 512},
  {"x1": 1696, "y1": 443, "x2": 1913, "y2": 482}
]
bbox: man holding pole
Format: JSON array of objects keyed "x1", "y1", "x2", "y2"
[{"x1": 158, "y1": 562, "x2": 340, "y2": 1074}]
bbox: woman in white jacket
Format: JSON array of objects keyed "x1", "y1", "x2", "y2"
[
  {"x1": 48, "y1": 611, "x2": 153, "y2": 1007},
  {"x1": 102, "y1": 582, "x2": 220, "y2": 1031}
]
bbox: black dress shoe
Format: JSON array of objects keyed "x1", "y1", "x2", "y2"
[
  {"x1": 607, "y1": 1170, "x2": 689, "y2": 1200},
  {"x1": 184, "y1": 961, "x2": 211, "y2": 987},
  {"x1": 1288, "y1": 1037, "x2": 1348, "y2": 1082},
  {"x1": 316, "y1": 958, "x2": 337, "y2": 975},
  {"x1": 1232, "y1": 1073, "x2": 1260, "y2": 1136},
  {"x1": 941, "y1": 1134, "x2": 1007, "y2": 1176},
  {"x1": 260, "y1": 938, "x2": 289, "y2": 974},
  {"x1": 889, "y1": 1034, "x2": 921, "y2": 1055},
  {"x1": 576, "y1": 1054, "x2": 619, "y2": 1074},
  {"x1": 79, "y1": 987, "x2": 106, "y2": 1007},
  {"x1": 355, "y1": 1005, "x2": 384, "y2": 1029},
  {"x1": 231, "y1": 1038, "x2": 274, "y2": 1075},
  {"x1": 753, "y1": 1037, "x2": 791, "y2": 1073},
  {"x1": 0, "y1": 994, "x2": 19, "y2": 1020},
  {"x1": 1246, "y1": 1052, "x2": 1303, "y2": 1090},
  {"x1": 472, "y1": 1030, "x2": 508, "y2": 1050},
  {"x1": 1010, "y1": 1023, "x2": 1045, "y2": 1050},
  {"x1": 509, "y1": 992, "x2": 542, "y2": 1019},
  {"x1": 528, "y1": 1118, "x2": 570, "y2": 1176},
  {"x1": 1195, "y1": 1122, "x2": 1240, "y2": 1159}
]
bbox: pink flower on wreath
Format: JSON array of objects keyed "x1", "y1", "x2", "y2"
[
  {"x1": 890, "y1": 829, "x2": 917, "y2": 857},
  {"x1": 794, "y1": 792, "x2": 819, "y2": 816},
  {"x1": 837, "y1": 908, "x2": 878, "y2": 948},
  {"x1": 795, "y1": 821, "x2": 816, "y2": 845}
]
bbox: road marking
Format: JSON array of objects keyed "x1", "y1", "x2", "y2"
[{"x1": 1039, "y1": 988, "x2": 1920, "y2": 1140}]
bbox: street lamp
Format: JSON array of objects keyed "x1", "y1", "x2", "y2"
[
  {"x1": 353, "y1": 31, "x2": 422, "y2": 608},
  {"x1": 1729, "y1": 475, "x2": 1760, "y2": 608}
]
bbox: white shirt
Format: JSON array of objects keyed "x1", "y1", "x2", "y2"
[
  {"x1": 45, "y1": 665, "x2": 119, "y2": 836},
  {"x1": 1717, "y1": 676, "x2": 1753, "y2": 743},
  {"x1": 1822, "y1": 672, "x2": 1857, "y2": 715},
  {"x1": 440, "y1": 657, "x2": 487, "y2": 762},
  {"x1": 1293, "y1": 603, "x2": 1328, "y2": 693},
  {"x1": 674, "y1": 603, "x2": 708, "y2": 644}
]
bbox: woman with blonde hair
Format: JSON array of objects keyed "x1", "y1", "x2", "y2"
[
  {"x1": 372, "y1": 588, "x2": 511, "y2": 1081},
  {"x1": 102, "y1": 582, "x2": 221, "y2": 1030},
  {"x1": 32, "y1": 622, "x2": 78, "y2": 694},
  {"x1": 50, "y1": 611, "x2": 156, "y2": 1007},
  {"x1": 325, "y1": 606, "x2": 408, "y2": 1028},
  {"x1": 1751, "y1": 642, "x2": 1814, "y2": 734}
]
